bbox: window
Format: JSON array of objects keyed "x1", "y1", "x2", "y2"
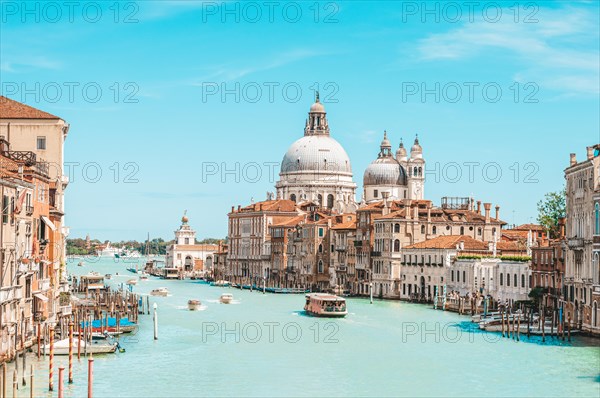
[
  {"x1": 9, "y1": 197, "x2": 14, "y2": 225},
  {"x1": 477, "y1": 227, "x2": 482, "y2": 236},
  {"x1": 514, "y1": 274, "x2": 517, "y2": 287},
  {"x1": 318, "y1": 260, "x2": 324, "y2": 273},
  {"x1": 457, "y1": 271, "x2": 460, "y2": 282},
  {"x1": 317, "y1": 194, "x2": 323, "y2": 206},
  {"x1": 507, "y1": 273, "x2": 510, "y2": 287},
  {"x1": 374, "y1": 189, "x2": 378, "y2": 198},
  {"x1": 394, "y1": 223, "x2": 400, "y2": 233},
  {"x1": 521, "y1": 274, "x2": 525, "y2": 288},
  {"x1": 327, "y1": 194, "x2": 334, "y2": 209},
  {"x1": 421, "y1": 225, "x2": 425, "y2": 234},
  {"x1": 2, "y1": 195, "x2": 8, "y2": 224},
  {"x1": 451, "y1": 270, "x2": 454, "y2": 282},
  {"x1": 500, "y1": 273, "x2": 503, "y2": 286},
  {"x1": 432, "y1": 226, "x2": 436, "y2": 234},
  {"x1": 37, "y1": 136, "x2": 46, "y2": 150},
  {"x1": 460, "y1": 226, "x2": 464, "y2": 235},
  {"x1": 290, "y1": 194, "x2": 296, "y2": 203},
  {"x1": 318, "y1": 228, "x2": 324, "y2": 237},
  {"x1": 463, "y1": 271, "x2": 466, "y2": 283},
  {"x1": 184, "y1": 238, "x2": 189, "y2": 244},
  {"x1": 595, "y1": 203, "x2": 600, "y2": 234},
  {"x1": 318, "y1": 244, "x2": 323, "y2": 253},
  {"x1": 394, "y1": 239, "x2": 400, "y2": 252}
]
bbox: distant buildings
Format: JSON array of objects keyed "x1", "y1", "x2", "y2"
[
  {"x1": 564, "y1": 145, "x2": 600, "y2": 334},
  {"x1": 165, "y1": 214, "x2": 218, "y2": 276},
  {"x1": 0, "y1": 96, "x2": 70, "y2": 361}
]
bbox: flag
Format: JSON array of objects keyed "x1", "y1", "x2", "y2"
[{"x1": 14, "y1": 189, "x2": 27, "y2": 213}]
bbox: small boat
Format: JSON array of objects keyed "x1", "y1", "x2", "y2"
[
  {"x1": 210, "y1": 280, "x2": 231, "y2": 287},
  {"x1": 43, "y1": 338, "x2": 117, "y2": 355},
  {"x1": 104, "y1": 274, "x2": 112, "y2": 280},
  {"x1": 77, "y1": 261, "x2": 84, "y2": 267},
  {"x1": 304, "y1": 293, "x2": 347, "y2": 317},
  {"x1": 139, "y1": 272, "x2": 149, "y2": 281},
  {"x1": 150, "y1": 287, "x2": 169, "y2": 297},
  {"x1": 126, "y1": 279, "x2": 137, "y2": 286},
  {"x1": 220, "y1": 293, "x2": 233, "y2": 304},
  {"x1": 188, "y1": 299, "x2": 202, "y2": 311}
]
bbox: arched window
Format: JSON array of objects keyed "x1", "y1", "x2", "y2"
[
  {"x1": 394, "y1": 239, "x2": 400, "y2": 252},
  {"x1": 460, "y1": 226, "x2": 464, "y2": 235},
  {"x1": 506, "y1": 273, "x2": 510, "y2": 287},
  {"x1": 521, "y1": 274, "x2": 525, "y2": 288},
  {"x1": 421, "y1": 225, "x2": 425, "y2": 234},
  {"x1": 500, "y1": 273, "x2": 503, "y2": 286},
  {"x1": 327, "y1": 194, "x2": 334, "y2": 209},
  {"x1": 318, "y1": 244, "x2": 323, "y2": 253},
  {"x1": 318, "y1": 260, "x2": 323, "y2": 273},
  {"x1": 477, "y1": 227, "x2": 482, "y2": 236},
  {"x1": 418, "y1": 167, "x2": 422, "y2": 176},
  {"x1": 317, "y1": 194, "x2": 323, "y2": 206},
  {"x1": 290, "y1": 194, "x2": 296, "y2": 203},
  {"x1": 394, "y1": 223, "x2": 400, "y2": 233},
  {"x1": 595, "y1": 203, "x2": 600, "y2": 234},
  {"x1": 432, "y1": 226, "x2": 437, "y2": 234},
  {"x1": 492, "y1": 227, "x2": 497, "y2": 235},
  {"x1": 514, "y1": 274, "x2": 517, "y2": 287},
  {"x1": 463, "y1": 271, "x2": 466, "y2": 283},
  {"x1": 451, "y1": 270, "x2": 454, "y2": 282},
  {"x1": 413, "y1": 166, "x2": 418, "y2": 176}
]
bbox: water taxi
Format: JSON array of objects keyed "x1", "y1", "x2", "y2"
[
  {"x1": 220, "y1": 293, "x2": 233, "y2": 304},
  {"x1": 304, "y1": 293, "x2": 347, "y2": 317},
  {"x1": 44, "y1": 338, "x2": 118, "y2": 355},
  {"x1": 188, "y1": 299, "x2": 202, "y2": 311},
  {"x1": 126, "y1": 279, "x2": 137, "y2": 286},
  {"x1": 150, "y1": 287, "x2": 169, "y2": 297}
]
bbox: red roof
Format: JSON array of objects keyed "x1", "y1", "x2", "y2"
[
  {"x1": 0, "y1": 96, "x2": 60, "y2": 119},
  {"x1": 405, "y1": 235, "x2": 489, "y2": 250}
]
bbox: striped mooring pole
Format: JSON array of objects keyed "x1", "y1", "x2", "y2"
[
  {"x1": 49, "y1": 328, "x2": 54, "y2": 391},
  {"x1": 69, "y1": 322, "x2": 74, "y2": 383}
]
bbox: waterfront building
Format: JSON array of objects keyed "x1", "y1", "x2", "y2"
[
  {"x1": 530, "y1": 219, "x2": 566, "y2": 309},
  {"x1": 0, "y1": 98, "x2": 70, "y2": 362},
  {"x1": 227, "y1": 198, "x2": 301, "y2": 285},
  {"x1": 330, "y1": 214, "x2": 357, "y2": 291},
  {"x1": 212, "y1": 241, "x2": 228, "y2": 281},
  {"x1": 564, "y1": 144, "x2": 600, "y2": 334},
  {"x1": 369, "y1": 196, "x2": 505, "y2": 298},
  {"x1": 165, "y1": 214, "x2": 218, "y2": 276},
  {"x1": 275, "y1": 94, "x2": 357, "y2": 213},
  {"x1": 401, "y1": 235, "x2": 490, "y2": 301}
]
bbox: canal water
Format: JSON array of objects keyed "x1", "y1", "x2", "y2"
[{"x1": 7, "y1": 257, "x2": 600, "y2": 397}]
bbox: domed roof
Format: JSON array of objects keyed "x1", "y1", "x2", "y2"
[
  {"x1": 280, "y1": 135, "x2": 352, "y2": 174},
  {"x1": 363, "y1": 157, "x2": 407, "y2": 186},
  {"x1": 310, "y1": 101, "x2": 325, "y2": 113},
  {"x1": 396, "y1": 139, "x2": 407, "y2": 159},
  {"x1": 411, "y1": 136, "x2": 422, "y2": 155}
]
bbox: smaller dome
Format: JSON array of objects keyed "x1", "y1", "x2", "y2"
[
  {"x1": 411, "y1": 136, "x2": 422, "y2": 153},
  {"x1": 396, "y1": 139, "x2": 407, "y2": 159},
  {"x1": 363, "y1": 158, "x2": 407, "y2": 186},
  {"x1": 310, "y1": 100, "x2": 325, "y2": 113},
  {"x1": 380, "y1": 131, "x2": 391, "y2": 149}
]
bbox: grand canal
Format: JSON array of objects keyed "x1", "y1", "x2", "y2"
[{"x1": 8, "y1": 257, "x2": 600, "y2": 397}]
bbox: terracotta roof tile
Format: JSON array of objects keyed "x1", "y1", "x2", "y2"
[
  {"x1": 405, "y1": 235, "x2": 489, "y2": 250},
  {"x1": 0, "y1": 96, "x2": 60, "y2": 119}
]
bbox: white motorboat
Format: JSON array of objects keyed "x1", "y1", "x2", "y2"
[
  {"x1": 150, "y1": 287, "x2": 169, "y2": 297},
  {"x1": 188, "y1": 299, "x2": 202, "y2": 311},
  {"x1": 304, "y1": 293, "x2": 347, "y2": 317},
  {"x1": 43, "y1": 338, "x2": 117, "y2": 355},
  {"x1": 220, "y1": 293, "x2": 233, "y2": 304},
  {"x1": 126, "y1": 279, "x2": 137, "y2": 286}
]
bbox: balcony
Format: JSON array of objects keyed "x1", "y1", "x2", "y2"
[
  {"x1": 567, "y1": 238, "x2": 584, "y2": 248},
  {"x1": 336, "y1": 265, "x2": 347, "y2": 272},
  {"x1": 335, "y1": 246, "x2": 347, "y2": 252},
  {"x1": 39, "y1": 278, "x2": 51, "y2": 291},
  {"x1": 25, "y1": 205, "x2": 34, "y2": 215},
  {"x1": 354, "y1": 241, "x2": 363, "y2": 247},
  {"x1": 59, "y1": 305, "x2": 72, "y2": 316},
  {"x1": 371, "y1": 251, "x2": 381, "y2": 257}
]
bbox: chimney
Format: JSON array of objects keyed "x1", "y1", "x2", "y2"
[
  {"x1": 587, "y1": 146, "x2": 594, "y2": 160},
  {"x1": 495, "y1": 205, "x2": 500, "y2": 220},
  {"x1": 237, "y1": 205, "x2": 241, "y2": 211},
  {"x1": 231, "y1": 206, "x2": 235, "y2": 213},
  {"x1": 476, "y1": 201, "x2": 481, "y2": 214},
  {"x1": 558, "y1": 217, "x2": 566, "y2": 239},
  {"x1": 470, "y1": 198, "x2": 474, "y2": 211},
  {"x1": 484, "y1": 203, "x2": 491, "y2": 223},
  {"x1": 570, "y1": 153, "x2": 577, "y2": 166}
]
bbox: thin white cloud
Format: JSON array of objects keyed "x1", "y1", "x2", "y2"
[
  {"x1": 0, "y1": 56, "x2": 62, "y2": 73},
  {"x1": 416, "y1": 5, "x2": 599, "y2": 95}
]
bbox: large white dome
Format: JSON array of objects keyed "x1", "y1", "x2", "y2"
[
  {"x1": 280, "y1": 135, "x2": 352, "y2": 175},
  {"x1": 363, "y1": 158, "x2": 407, "y2": 186}
]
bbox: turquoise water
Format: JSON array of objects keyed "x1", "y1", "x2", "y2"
[{"x1": 6, "y1": 257, "x2": 600, "y2": 397}]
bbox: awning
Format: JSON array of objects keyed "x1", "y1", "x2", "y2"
[
  {"x1": 41, "y1": 216, "x2": 56, "y2": 231},
  {"x1": 33, "y1": 293, "x2": 49, "y2": 302}
]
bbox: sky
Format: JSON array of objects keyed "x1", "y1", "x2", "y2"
[{"x1": 1, "y1": 0, "x2": 599, "y2": 241}]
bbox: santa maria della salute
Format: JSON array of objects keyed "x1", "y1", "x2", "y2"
[{"x1": 275, "y1": 93, "x2": 425, "y2": 213}]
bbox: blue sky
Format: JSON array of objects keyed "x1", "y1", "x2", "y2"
[{"x1": 1, "y1": 0, "x2": 598, "y2": 241}]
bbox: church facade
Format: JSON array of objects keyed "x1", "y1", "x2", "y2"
[{"x1": 165, "y1": 214, "x2": 218, "y2": 276}]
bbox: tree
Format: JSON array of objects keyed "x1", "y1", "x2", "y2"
[{"x1": 536, "y1": 189, "x2": 566, "y2": 239}]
